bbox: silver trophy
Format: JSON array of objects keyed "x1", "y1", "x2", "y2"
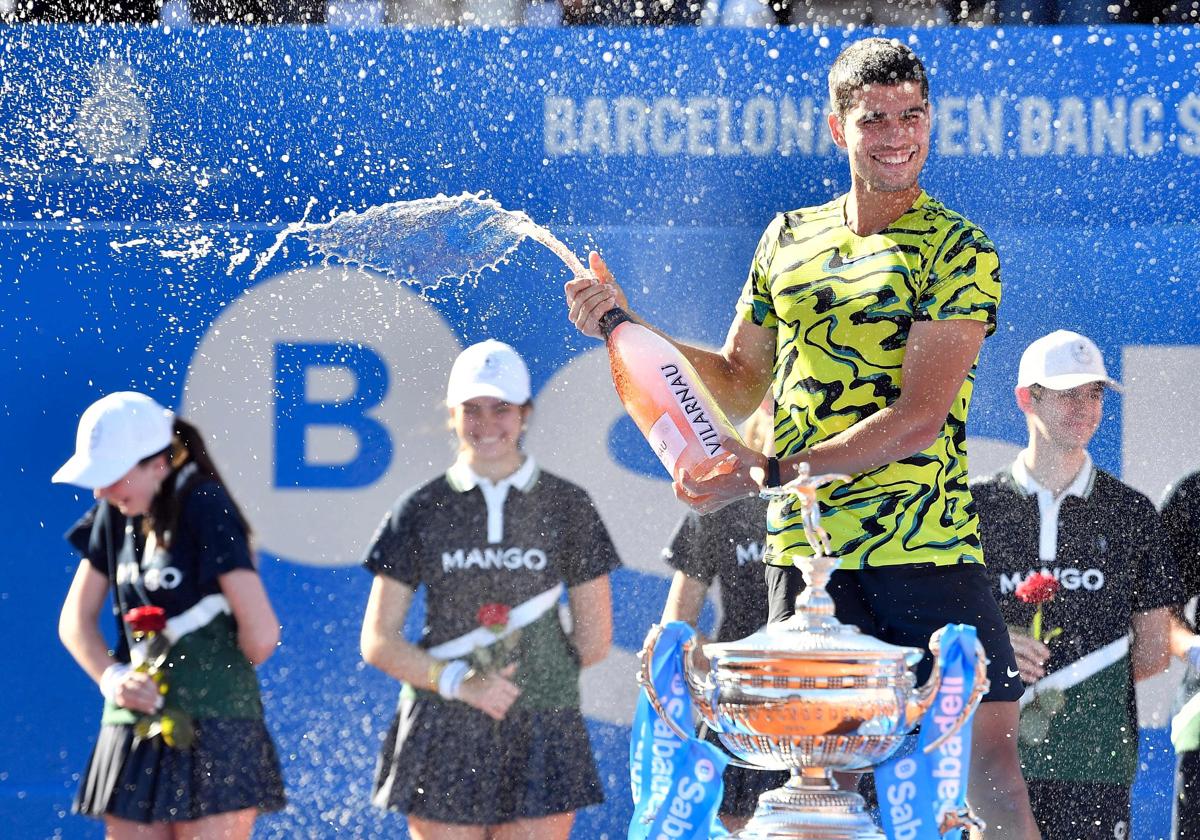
[{"x1": 639, "y1": 467, "x2": 990, "y2": 839}]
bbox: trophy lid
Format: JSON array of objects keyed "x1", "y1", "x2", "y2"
[
  {"x1": 727, "y1": 471, "x2": 924, "y2": 669},
  {"x1": 705, "y1": 612, "x2": 924, "y2": 667}
]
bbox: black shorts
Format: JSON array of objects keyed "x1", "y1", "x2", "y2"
[
  {"x1": 764, "y1": 562, "x2": 1023, "y2": 702},
  {"x1": 1026, "y1": 778, "x2": 1130, "y2": 840}
]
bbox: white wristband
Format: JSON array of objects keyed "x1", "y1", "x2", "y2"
[
  {"x1": 437, "y1": 659, "x2": 471, "y2": 700},
  {"x1": 99, "y1": 663, "x2": 132, "y2": 702}
]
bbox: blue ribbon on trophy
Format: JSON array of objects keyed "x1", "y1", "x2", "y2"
[
  {"x1": 629, "y1": 621, "x2": 729, "y2": 840},
  {"x1": 875, "y1": 623, "x2": 981, "y2": 840}
]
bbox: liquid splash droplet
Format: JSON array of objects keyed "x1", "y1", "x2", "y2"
[{"x1": 250, "y1": 192, "x2": 587, "y2": 286}]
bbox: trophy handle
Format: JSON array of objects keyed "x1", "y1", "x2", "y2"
[
  {"x1": 637, "y1": 623, "x2": 763, "y2": 771},
  {"x1": 909, "y1": 627, "x2": 992, "y2": 754},
  {"x1": 681, "y1": 635, "x2": 720, "y2": 728},
  {"x1": 636, "y1": 623, "x2": 705, "y2": 745}
]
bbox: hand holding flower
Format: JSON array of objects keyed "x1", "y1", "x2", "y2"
[
  {"x1": 1008, "y1": 571, "x2": 1064, "y2": 684},
  {"x1": 1013, "y1": 571, "x2": 1067, "y2": 746},
  {"x1": 471, "y1": 603, "x2": 522, "y2": 674},
  {"x1": 117, "y1": 670, "x2": 164, "y2": 714},
  {"x1": 121, "y1": 606, "x2": 195, "y2": 749},
  {"x1": 1014, "y1": 571, "x2": 1063, "y2": 645},
  {"x1": 1007, "y1": 630, "x2": 1050, "y2": 683}
]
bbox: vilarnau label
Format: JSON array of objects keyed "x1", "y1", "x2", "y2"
[{"x1": 660, "y1": 364, "x2": 722, "y2": 457}]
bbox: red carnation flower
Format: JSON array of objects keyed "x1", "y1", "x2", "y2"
[
  {"x1": 124, "y1": 605, "x2": 167, "y2": 634},
  {"x1": 1014, "y1": 571, "x2": 1060, "y2": 605},
  {"x1": 477, "y1": 603, "x2": 510, "y2": 632},
  {"x1": 471, "y1": 603, "x2": 521, "y2": 673}
]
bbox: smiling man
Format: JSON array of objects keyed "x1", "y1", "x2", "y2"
[{"x1": 566, "y1": 38, "x2": 1039, "y2": 837}]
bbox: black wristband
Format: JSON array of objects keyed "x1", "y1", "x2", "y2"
[
  {"x1": 597, "y1": 306, "x2": 630, "y2": 339},
  {"x1": 765, "y1": 456, "x2": 781, "y2": 488}
]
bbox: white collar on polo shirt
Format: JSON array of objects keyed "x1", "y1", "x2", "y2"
[
  {"x1": 447, "y1": 456, "x2": 537, "y2": 494},
  {"x1": 1010, "y1": 450, "x2": 1095, "y2": 562},
  {"x1": 446, "y1": 456, "x2": 538, "y2": 544}
]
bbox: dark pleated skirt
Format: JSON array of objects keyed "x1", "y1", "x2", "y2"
[
  {"x1": 74, "y1": 718, "x2": 286, "y2": 823},
  {"x1": 373, "y1": 691, "x2": 604, "y2": 824}
]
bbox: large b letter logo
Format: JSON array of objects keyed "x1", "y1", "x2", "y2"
[
  {"x1": 274, "y1": 342, "x2": 392, "y2": 488},
  {"x1": 183, "y1": 267, "x2": 460, "y2": 567}
]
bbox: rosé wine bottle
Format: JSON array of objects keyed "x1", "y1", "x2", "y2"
[{"x1": 598, "y1": 307, "x2": 743, "y2": 483}]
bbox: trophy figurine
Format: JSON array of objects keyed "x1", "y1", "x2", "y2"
[{"x1": 638, "y1": 467, "x2": 990, "y2": 839}]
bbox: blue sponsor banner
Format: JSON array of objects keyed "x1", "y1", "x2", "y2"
[
  {"x1": 877, "y1": 625, "x2": 979, "y2": 840},
  {"x1": 1, "y1": 25, "x2": 1197, "y2": 839},
  {"x1": 629, "y1": 622, "x2": 727, "y2": 840}
]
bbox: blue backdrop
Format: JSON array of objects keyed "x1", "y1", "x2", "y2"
[{"x1": 2, "y1": 24, "x2": 1197, "y2": 839}]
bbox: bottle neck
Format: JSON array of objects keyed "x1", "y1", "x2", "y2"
[{"x1": 598, "y1": 306, "x2": 631, "y2": 339}]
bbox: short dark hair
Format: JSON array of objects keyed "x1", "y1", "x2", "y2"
[{"x1": 828, "y1": 38, "x2": 929, "y2": 119}]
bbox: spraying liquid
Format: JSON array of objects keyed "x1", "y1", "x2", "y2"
[
  {"x1": 251, "y1": 190, "x2": 739, "y2": 485},
  {"x1": 250, "y1": 191, "x2": 587, "y2": 284}
]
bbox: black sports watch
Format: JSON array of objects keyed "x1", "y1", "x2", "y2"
[{"x1": 764, "y1": 456, "x2": 781, "y2": 489}]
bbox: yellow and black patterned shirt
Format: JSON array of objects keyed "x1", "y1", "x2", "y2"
[{"x1": 737, "y1": 191, "x2": 1001, "y2": 570}]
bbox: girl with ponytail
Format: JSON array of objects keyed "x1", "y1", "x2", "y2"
[{"x1": 53, "y1": 392, "x2": 285, "y2": 840}]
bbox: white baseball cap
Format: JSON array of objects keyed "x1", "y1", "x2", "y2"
[
  {"x1": 446, "y1": 340, "x2": 532, "y2": 407},
  {"x1": 52, "y1": 392, "x2": 176, "y2": 489},
  {"x1": 1017, "y1": 330, "x2": 1121, "y2": 392}
]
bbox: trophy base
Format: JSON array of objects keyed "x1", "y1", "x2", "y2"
[{"x1": 733, "y1": 772, "x2": 883, "y2": 840}]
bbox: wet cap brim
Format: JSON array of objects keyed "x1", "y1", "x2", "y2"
[
  {"x1": 447, "y1": 383, "x2": 528, "y2": 407},
  {"x1": 51, "y1": 453, "x2": 137, "y2": 490},
  {"x1": 1032, "y1": 373, "x2": 1122, "y2": 393}
]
